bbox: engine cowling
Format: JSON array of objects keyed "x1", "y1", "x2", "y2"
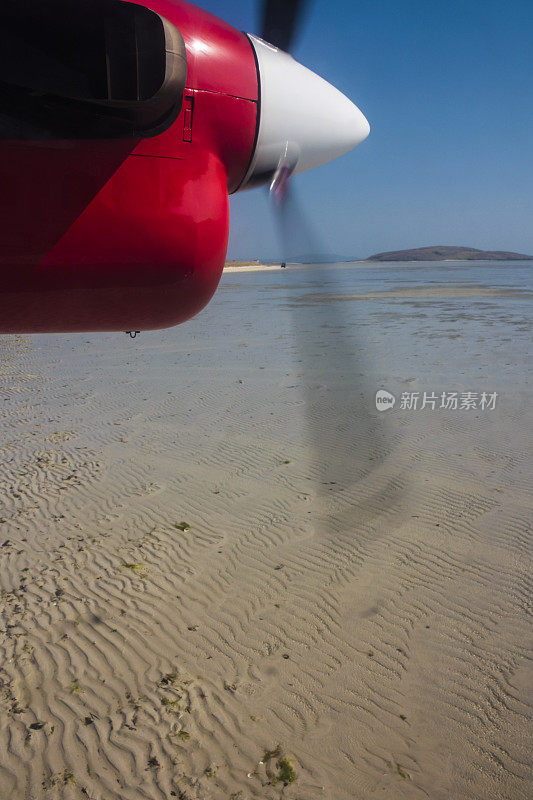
[{"x1": 0, "y1": 0, "x2": 259, "y2": 333}]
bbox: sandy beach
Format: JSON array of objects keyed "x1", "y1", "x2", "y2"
[
  {"x1": 223, "y1": 263, "x2": 281, "y2": 273},
  {"x1": 0, "y1": 261, "x2": 532, "y2": 800}
]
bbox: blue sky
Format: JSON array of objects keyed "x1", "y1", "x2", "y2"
[{"x1": 199, "y1": 0, "x2": 533, "y2": 259}]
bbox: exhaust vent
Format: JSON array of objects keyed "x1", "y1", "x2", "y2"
[{"x1": 0, "y1": 0, "x2": 187, "y2": 139}]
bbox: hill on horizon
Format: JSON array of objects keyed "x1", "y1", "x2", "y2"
[{"x1": 365, "y1": 246, "x2": 533, "y2": 262}]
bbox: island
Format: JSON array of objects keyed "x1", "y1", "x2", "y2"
[{"x1": 365, "y1": 246, "x2": 533, "y2": 262}]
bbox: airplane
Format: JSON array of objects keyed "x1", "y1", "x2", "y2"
[{"x1": 0, "y1": 0, "x2": 369, "y2": 334}]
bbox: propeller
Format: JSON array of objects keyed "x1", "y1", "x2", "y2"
[
  {"x1": 258, "y1": 0, "x2": 310, "y2": 201},
  {"x1": 260, "y1": 0, "x2": 310, "y2": 53},
  {"x1": 270, "y1": 142, "x2": 297, "y2": 206},
  {"x1": 254, "y1": 3, "x2": 401, "y2": 535},
  {"x1": 254, "y1": 0, "x2": 368, "y2": 208}
]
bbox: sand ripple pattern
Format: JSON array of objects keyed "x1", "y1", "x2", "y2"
[{"x1": 0, "y1": 277, "x2": 532, "y2": 800}]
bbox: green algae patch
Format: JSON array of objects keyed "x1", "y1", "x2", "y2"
[
  {"x1": 161, "y1": 697, "x2": 179, "y2": 709},
  {"x1": 275, "y1": 757, "x2": 296, "y2": 785}
]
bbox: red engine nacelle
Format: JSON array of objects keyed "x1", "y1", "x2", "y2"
[{"x1": 0, "y1": 0, "x2": 259, "y2": 333}]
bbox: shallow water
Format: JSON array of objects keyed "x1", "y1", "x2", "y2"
[
  {"x1": 221, "y1": 258, "x2": 533, "y2": 292},
  {"x1": 216, "y1": 259, "x2": 533, "y2": 394}
]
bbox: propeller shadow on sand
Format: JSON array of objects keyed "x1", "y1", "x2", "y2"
[{"x1": 274, "y1": 189, "x2": 406, "y2": 538}]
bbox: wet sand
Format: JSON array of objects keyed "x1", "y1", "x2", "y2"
[{"x1": 0, "y1": 264, "x2": 532, "y2": 799}]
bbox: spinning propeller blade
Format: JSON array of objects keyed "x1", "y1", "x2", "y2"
[
  {"x1": 254, "y1": 3, "x2": 400, "y2": 530},
  {"x1": 260, "y1": 0, "x2": 310, "y2": 53}
]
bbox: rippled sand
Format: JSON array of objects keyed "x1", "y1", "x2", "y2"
[{"x1": 0, "y1": 266, "x2": 531, "y2": 799}]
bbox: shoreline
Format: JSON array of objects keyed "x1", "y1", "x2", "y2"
[
  {"x1": 224, "y1": 258, "x2": 533, "y2": 273},
  {"x1": 223, "y1": 263, "x2": 282, "y2": 272}
]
